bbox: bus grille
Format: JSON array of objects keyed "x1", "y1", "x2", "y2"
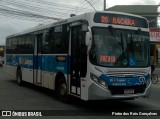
[
  {"x1": 108, "y1": 85, "x2": 146, "y2": 95},
  {"x1": 105, "y1": 69, "x2": 148, "y2": 77}
]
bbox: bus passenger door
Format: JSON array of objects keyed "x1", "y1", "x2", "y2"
[
  {"x1": 34, "y1": 33, "x2": 43, "y2": 84},
  {"x1": 70, "y1": 25, "x2": 87, "y2": 97}
]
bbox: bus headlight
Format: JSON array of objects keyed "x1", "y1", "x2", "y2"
[
  {"x1": 99, "y1": 80, "x2": 106, "y2": 86},
  {"x1": 90, "y1": 73, "x2": 99, "y2": 83},
  {"x1": 90, "y1": 73, "x2": 107, "y2": 88}
]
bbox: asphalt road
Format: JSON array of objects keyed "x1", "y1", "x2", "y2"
[{"x1": 0, "y1": 67, "x2": 160, "y2": 119}]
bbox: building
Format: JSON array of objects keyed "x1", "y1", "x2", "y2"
[
  {"x1": 106, "y1": 5, "x2": 159, "y2": 28},
  {"x1": 105, "y1": 5, "x2": 160, "y2": 66}
]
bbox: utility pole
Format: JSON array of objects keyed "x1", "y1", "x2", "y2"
[{"x1": 104, "y1": 0, "x2": 106, "y2": 11}]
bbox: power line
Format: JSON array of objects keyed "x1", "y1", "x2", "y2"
[
  {"x1": 26, "y1": 0, "x2": 92, "y2": 11},
  {"x1": 0, "y1": 2, "x2": 63, "y2": 19},
  {"x1": 0, "y1": 4, "x2": 62, "y2": 22},
  {"x1": 65, "y1": 0, "x2": 94, "y2": 16},
  {"x1": 77, "y1": 0, "x2": 98, "y2": 13},
  {"x1": 84, "y1": 0, "x2": 97, "y2": 12},
  {"x1": 0, "y1": 0, "x2": 69, "y2": 18},
  {"x1": 0, "y1": 0, "x2": 95, "y2": 23},
  {"x1": 0, "y1": 0, "x2": 65, "y2": 21},
  {"x1": 0, "y1": 0, "x2": 93, "y2": 21},
  {"x1": 21, "y1": 0, "x2": 92, "y2": 15}
]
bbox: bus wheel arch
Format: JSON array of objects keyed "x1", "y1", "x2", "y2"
[
  {"x1": 55, "y1": 72, "x2": 68, "y2": 102},
  {"x1": 16, "y1": 66, "x2": 23, "y2": 85}
]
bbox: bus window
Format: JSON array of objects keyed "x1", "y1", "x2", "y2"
[{"x1": 42, "y1": 25, "x2": 69, "y2": 54}]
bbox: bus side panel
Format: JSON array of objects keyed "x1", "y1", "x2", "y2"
[
  {"x1": 41, "y1": 55, "x2": 68, "y2": 90},
  {"x1": 42, "y1": 70, "x2": 55, "y2": 89},
  {"x1": 16, "y1": 55, "x2": 33, "y2": 83},
  {"x1": 5, "y1": 54, "x2": 17, "y2": 78},
  {"x1": 41, "y1": 55, "x2": 55, "y2": 89},
  {"x1": 22, "y1": 68, "x2": 33, "y2": 83}
]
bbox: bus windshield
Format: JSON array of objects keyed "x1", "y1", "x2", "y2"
[{"x1": 89, "y1": 27, "x2": 150, "y2": 67}]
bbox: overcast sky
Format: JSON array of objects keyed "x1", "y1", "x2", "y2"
[{"x1": 0, "y1": 0, "x2": 159, "y2": 45}]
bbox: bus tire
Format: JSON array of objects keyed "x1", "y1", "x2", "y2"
[
  {"x1": 16, "y1": 68, "x2": 23, "y2": 86},
  {"x1": 57, "y1": 78, "x2": 68, "y2": 102},
  {"x1": 151, "y1": 74, "x2": 158, "y2": 84}
]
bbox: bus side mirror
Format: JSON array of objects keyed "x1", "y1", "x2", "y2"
[{"x1": 85, "y1": 32, "x2": 91, "y2": 46}]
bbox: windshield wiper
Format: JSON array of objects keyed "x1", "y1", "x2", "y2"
[
  {"x1": 108, "y1": 26, "x2": 125, "y2": 56},
  {"x1": 108, "y1": 25, "x2": 127, "y2": 64},
  {"x1": 108, "y1": 25, "x2": 121, "y2": 45},
  {"x1": 130, "y1": 34, "x2": 135, "y2": 56},
  {"x1": 120, "y1": 32, "x2": 126, "y2": 59}
]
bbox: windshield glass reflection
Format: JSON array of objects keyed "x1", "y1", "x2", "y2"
[{"x1": 89, "y1": 27, "x2": 150, "y2": 67}]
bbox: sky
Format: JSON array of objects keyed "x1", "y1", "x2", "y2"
[{"x1": 0, "y1": 0, "x2": 159, "y2": 45}]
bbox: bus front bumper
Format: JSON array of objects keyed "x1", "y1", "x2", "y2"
[{"x1": 88, "y1": 82, "x2": 151, "y2": 100}]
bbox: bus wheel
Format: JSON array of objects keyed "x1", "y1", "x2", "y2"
[
  {"x1": 57, "y1": 79, "x2": 68, "y2": 102},
  {"x1": 17, "y1": 69, "x2": 23, "y2": 85}
]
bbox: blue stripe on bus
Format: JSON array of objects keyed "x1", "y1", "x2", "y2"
[
  {"x1": 6, "y1": 54, "x2": 69, "y2": 74},
  {"x1": 99, "y1": 73, "x2": 150, "y2": 86}
]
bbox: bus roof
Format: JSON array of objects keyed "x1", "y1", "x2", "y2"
[{"x1": 6, "y1": 11, "x2": 148, "y2": 38}]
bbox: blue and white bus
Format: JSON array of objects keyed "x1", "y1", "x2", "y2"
[{"x1": 5, "y1": 11, "x2": 151, "y2": 101}]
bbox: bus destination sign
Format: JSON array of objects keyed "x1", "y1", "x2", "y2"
[{"x1": 94, "y1": 13, "x2": 148, "y2": 28}]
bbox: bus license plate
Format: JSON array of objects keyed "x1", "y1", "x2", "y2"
[{"x1": 124, "y1": 89, "x2": 134, "y2": 94}]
